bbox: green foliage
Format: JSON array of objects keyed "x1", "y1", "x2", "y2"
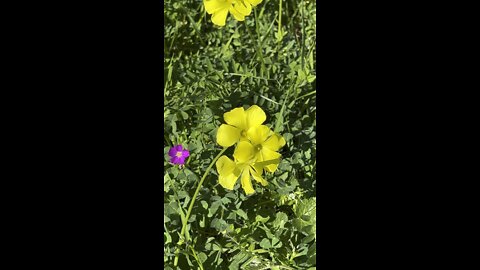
[{"x1": 164, "y1": 0, "x2": 316, "y2": 269}]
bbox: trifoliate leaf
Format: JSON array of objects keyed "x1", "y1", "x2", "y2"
[
  {"x1": 236, "y1": 209, "x2": 248, "y2": 220},
  {"x1": 201, "y1": 200, "x2": 208, "y2": 209},
  {"x1": 255, "y1": 215, "x2": 270, "y2": 223},
  {"x1": 273, "y1": 212, "x2": 288, "y2": 229},
  {"x1": 208, "y1": 200, "x2": 222, "y2": 217},
  {"x1": 259, "y1": 238, "x2": 271, "y2": 249}
]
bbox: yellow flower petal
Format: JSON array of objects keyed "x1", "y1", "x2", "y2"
[
  {"x1": 232, "y1": 1, "x2": 252, "y2": 16},
  {"x1": 224, "y1": 107, "x2": 247, "y2": 130},
  {"x1": 259, "y1": 147, "x2": 281, "y2": 173},
  {"x1": 233, "y1": 141, "x2": 255, "y2": 163},
  {"x1": 241, "y1": 168, "x2": 255, "y2": 195},
  {"x1": 229, "y1": 6, "x2": 245, "y2": 21},
  {"x1": 211, "y1": 6, "x2": 230, "y2": 26},
  {"x1": 264, "y1": 162, "x2": 280, "y2": 173},
  {"x1": 216, "y1": 155, "x2": 236, "y2": 176},
  {"x1": 216, "y1": 156, "x2": 239, "y2": 190},
  {"x1": 244, "y1": 0, "x2": 262, "y2": 6},
  {"x1": 204, "y1": 0, "x2": 231, "y2": 14},
  {"x1": 245, "y1": 105, "x2": 266, "y2": 129},
  {"x1": 263, "y1": 133, "x2": 286, "y2": 152},
  {"x1": 217, "y1": 124, "x2": 241, "y2": 147},
  {"x1": 250, "y1": 166, "x2": 267, "y2": 186},
  {"x1": 254, "y1": 157, "x2": 280, "y2": 166},
  {"x1": 252, "y1": 162, "x2": 264, "y2": 175},
  {"x1": 246, "y1": 125, "x2": 271, "y2": 146},
  {"x1": 219, "y1": 173, "x2": 238, "y2": 190}
]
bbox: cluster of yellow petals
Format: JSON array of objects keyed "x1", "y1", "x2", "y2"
[
  {"x1": 204, "y1": 0, "x2": 263, "y2": 27},
  {"x1": 216, "y1": 105, "x2": 286, "y2": 195}
]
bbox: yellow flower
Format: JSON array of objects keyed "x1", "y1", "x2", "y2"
[
  {"x1": 204, "y1": 0, "x2": 263, "y2": 27},
  {"x1": 216, "y1": 105, "x2": 267, "y2": 147},
  {"x1": 246, "y1": 125, "x2": 286, "y2": 173},
  {"x1": 216, "y1": 141, "x2": 267, "y2": 195}
]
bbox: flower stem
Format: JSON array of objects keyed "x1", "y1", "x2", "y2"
[{"x1": 174, "y1": 147, "x2": 228, "y2": 266}]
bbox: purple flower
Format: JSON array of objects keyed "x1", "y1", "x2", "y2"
[{"x1": 168, "y1": 145, "x2": 190, "y2": 165}]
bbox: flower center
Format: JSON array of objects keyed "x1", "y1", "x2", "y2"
[
  {"x1": 176, "y1": 152, "x2": 182, "y2": 157},
  {"x1": 241, "y1": 130, "x2": 247, "y2": 137},
  {"x1": 255, "y1": 144, "x2": 262, "y2": 151}
]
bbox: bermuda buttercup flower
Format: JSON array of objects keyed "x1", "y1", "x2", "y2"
[
  {"x1": 168, "y1": 145, "x2": 190, "y2": 165},
  {"x1": 204, "y1": 0, "x2": 263, "y2": 27},
  {"x1": 216, "y1": 141, "x2": 267, "y2": 195},
  {"x1": 246, "y1": 125, "x2": 286, "y2": 173},
  {"x1": 215, "y1": 105, "x2": 287, "y2": 194},
  {"x1": 216, "y1": 105, "x2": 267, "y2": 147}
]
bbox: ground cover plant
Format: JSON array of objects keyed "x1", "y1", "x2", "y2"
[{"x1": 164, "y1": 0, "x2": 316, "y2": 269}]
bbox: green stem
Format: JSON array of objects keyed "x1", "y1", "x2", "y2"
[
  {"x1": 300, "y1": 0, "x2": 306, "y2": 69},
  {"x1": 277, "y1": 0, "x2": 283, "y2": 43},
  {"x1": 180, "y1": 147, "x2": 227, "y2": 238},
  {"x1": 174, "y1": 147, "x2": 228, "y2": 266},
  {"x1": 190, "y1": 246, "x2": 205, "y2": 270},
  {"x1": 253, "y1": 9, "x2": 266, "y2": 75}
]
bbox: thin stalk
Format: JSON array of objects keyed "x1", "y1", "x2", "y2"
[
  {"x1": 174, "y1": 147, "x2": 228, "y2": 266},
  {"x1": 300, "y1": 0, "x2": 306, "y2": 69},
  {"x1": 253, "y1": 9, "x2": 266, "y2": 76},
  {"x1": 180, "y1": 147, "x2": 227, "y2": 238},
  {"x1": 277, "y1": 0, "x2": 283, "y2": 43},
  {"x1": 190, "y1": 246, "x2": 205, "y2": 270}
]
